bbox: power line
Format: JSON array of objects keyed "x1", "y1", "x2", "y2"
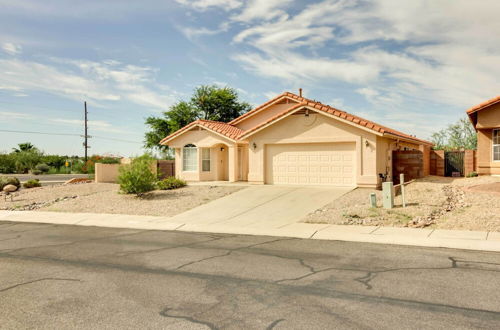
[{"x1": 0, "y1": 129, "x2": 142, "y2": 144}]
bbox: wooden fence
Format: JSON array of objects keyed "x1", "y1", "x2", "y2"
[{"x1": 157, "y1": 160, "x2": 175, "y2": 179}]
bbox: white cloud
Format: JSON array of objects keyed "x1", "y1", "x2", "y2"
[
  {"x1": 1, "y1": 42, "x2": 22, "y2": 55},
  {"x1": 0, "y1": 111, "x2": 34, "y2": 121},
  {"x1": 225, "y1": 0, "x2": 500, "y2": 109},
  {"x1": 48, "y1": 118, "x2": 126, "y2": 133},
  {"x1": 0, "y1": 57, "x2": 176, "y2": 110},
  {"x1": 175, "y1": 0, "x2": 242, "y2": 11},
  {"x1": 231, "y1": 0, "x2": 292, "y2": 22}
]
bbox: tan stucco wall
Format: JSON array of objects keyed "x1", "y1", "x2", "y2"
[
  {"x1": 477, "y1": 128, "x2": 500, "y2": 175},
  {"x1": 477, "y1": 103, "x2": 500, "y2": 129},
  {"x1": 234, "y1": 101, "x2": 299, "y2": 131},
  {"x1": 167, "y1": 127, "x2": 242, "y2": 181},
  {"x1": 174, "y1": 145, "x2": 233, "y2": 181},
  {"x1": 95, "y1": 161, "x2": 157, "y2": 183},
  {"x1": 94, "y1": 163, "x2": 120, "y2": 183},
  {"x1": 245, "y1": 112, "x2": 382, "y2": 187},
  {"x1": 475, "y1": 104, "x2": 500, "y2": 175}
]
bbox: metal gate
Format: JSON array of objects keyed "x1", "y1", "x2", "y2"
[{"x1": 444, "y1": 151, "x2": 464, "y2": 177}]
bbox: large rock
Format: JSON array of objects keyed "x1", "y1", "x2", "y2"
[{"x1": 3, "y1": 184, "x2": 18, "y2": 193}]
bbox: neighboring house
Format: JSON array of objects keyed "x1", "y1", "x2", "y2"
[
  {"x1": 467, "y1": 96, "x2": 500, "y2": 175},
  {"x1": 160, "y1": 91, "x2": 432, "y2": 188}
]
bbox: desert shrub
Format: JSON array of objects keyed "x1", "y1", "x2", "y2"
[
  {"x1": 0, "y1": 153, "x2": 16, "y2": 173},
  {"x1": 118, "y1": 154, "x2": 157, "y2": 196},
  {"x1": 35, "y1": 163, "x2": 50, "y2": 173},
  {"x1": 0, "y1": 176, "x2": 21, "y2": 190},
  {"x1": 23, "y1": 179, "x2": 41, "y2": 189},
  {"x1": 157, "y1": 177, "x2": 187, "y2": 190},
  {"x1": 466, "y1": 171, "x2": 479, "y2": 178}
]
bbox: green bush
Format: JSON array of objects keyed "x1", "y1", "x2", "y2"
[
  {"x1": 35, "y1": 163, "x2": 50, "y2": 173},
  {"x1": 41, "y1": 155, "x2": 67, "y2": 169},
  {"x1": 466, "y1": 171, "x2": 479, "y2": 178},
  {"x1": 97, "y1": 157, "x2": 121, "y2": 164},
  {"x1": 31, "y1": 169, "x2": 42, "y2": 175},
  {"x1": 118, "y1": 154, "x2": 157, "y2": 196},
  {"x1": 0, "y1": 153, "x2": 16, "y2": 173},
  {"x1": 23, "y1": 179, "x2": 41, "y2": 189},
  {"x1": 0, "y1": 176, "x2": 21, "y2": 190},
  {"x1": 157, "y1": 177, "x2": 187, "y2": 190}
]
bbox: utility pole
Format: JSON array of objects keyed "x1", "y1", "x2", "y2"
[{"x1": 83, "y1": 101, "x2": 90, "y2": 161}]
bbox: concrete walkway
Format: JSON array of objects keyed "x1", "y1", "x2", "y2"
[{"x1": 0, "y1": 210, "x2": 499, "y2": 252}]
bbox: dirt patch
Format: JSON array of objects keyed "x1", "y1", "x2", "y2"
[
  {"x1": 1, "y1": 183, "x2": 244, "y2": 217},
  {"x1": 305, "y1": 176, "x2": 500, "y2": 232}
]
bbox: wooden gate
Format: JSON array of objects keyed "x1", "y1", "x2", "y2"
[
  {"x1": 392, "y1": 150, "x2": 423, "y2": 184},
  {"x1": 444, "y1": 151, "x2": 464, "y2": 177}
]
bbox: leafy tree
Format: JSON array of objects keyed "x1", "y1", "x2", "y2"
[
  {"x1": 12, "y1": 142, "x2": 35, "y2": 153},
  {"x1": 144, "y1": 85, "x2": 251, "y2": 153},
  {"x1": 431, "y1": 117, "x2": 477, "y2": 150}
]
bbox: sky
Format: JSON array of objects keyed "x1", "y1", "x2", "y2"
[{"x1": 1, "y1": 0, "x2": 499, "y2": 157}]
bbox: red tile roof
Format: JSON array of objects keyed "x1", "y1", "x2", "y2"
[
  {"x1": 466, "y1": 95, "x2": 500, "y2": 114},
  {"x1": 160, "y1": 119, "x2": 244, "y2": 144},
  {"x1": 239, "y1": 92, "x2": 432, "y2": 145},
  {"x1": 161, "y1": 92, "x2": 433, "y2": 146}
]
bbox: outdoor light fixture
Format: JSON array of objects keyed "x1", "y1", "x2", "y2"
[
  {"x1": 220, "y1": 147, "x2": 225, "y2": 152},
  {"x1": 305, "y1": 109, "x2": 309, "y2": 117},
  {"x1": 365, "y1": 140, "x2": 370, "y2": 147},
  {"x1": 253, "y1": 142, "x2": 257, "y2": 149}
]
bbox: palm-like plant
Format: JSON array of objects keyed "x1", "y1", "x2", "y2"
[{"x1": 13, "y1": 142, "x2": 35, "y2": 153}]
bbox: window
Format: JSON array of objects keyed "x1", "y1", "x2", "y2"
[
  {"x1": 202, "y1": 148, "x2": 211, "y2": 172},
  {"x1": 494, "y1": 129, "x2": 500, "y2": 161},
  {"x1": 182, "y1": 144, "x2": 197, "y2": 171}
]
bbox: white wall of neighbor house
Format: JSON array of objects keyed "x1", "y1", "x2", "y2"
[{"x1": 245, "y1": 112, "x2": 381, "y2": 187}]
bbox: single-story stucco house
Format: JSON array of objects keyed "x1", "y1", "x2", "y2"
[
  {"x1": 160, "y1": 91, "x2": 433, "y2": 188},
  {"x1": 467, "y1": 95, "x2": 500, "y2": 175}
]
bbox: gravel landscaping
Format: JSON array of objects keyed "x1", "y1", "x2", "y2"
[
  {"x1": 305, "y1": 175, "x2": 500, "y2": 232},
  {"x1": 0, "y1": 183, "x2": 244, "y2": 217}
]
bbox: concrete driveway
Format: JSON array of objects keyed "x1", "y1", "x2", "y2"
[{"x1": 169, "y1": 185, "x2": 352, "y2": 229}]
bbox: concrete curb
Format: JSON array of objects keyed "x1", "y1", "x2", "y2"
[{"x1": 1, "y1": 210, "x2": 499, "y2": 252}]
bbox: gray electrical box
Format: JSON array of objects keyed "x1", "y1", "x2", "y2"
[{"x1": 382, "y1": 182, "x2": 394, "y2": 209}]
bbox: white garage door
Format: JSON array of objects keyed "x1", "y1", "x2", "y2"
[{"x1": 266, "y1": 143, "x2": 356, "y2": 186}]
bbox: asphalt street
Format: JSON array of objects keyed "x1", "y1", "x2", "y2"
[{"x1": 0, "y1": 221, "x2": 499, "y2": 329}]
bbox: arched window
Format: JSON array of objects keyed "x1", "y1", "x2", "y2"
[{"x1": 183, "y1": 144, "x2": 198, "y2": 171}]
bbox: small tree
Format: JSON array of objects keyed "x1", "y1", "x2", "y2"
[
  {"x1": 431, "y1": 117, "x2": 477, "y2": 150},
  {"x1": 117, "y1": 154, "x2": 157, "y2": 196}
]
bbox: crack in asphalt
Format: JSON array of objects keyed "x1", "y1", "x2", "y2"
[
  {"x1": 159, "y1": 307, "x2": 219, "y2": 330},
  {"x1": 0, "y1": 277, "x2": 81, "y2": 293},
  {"x1": 1, "y1": 251, "x2": 500, "y2": 320},
  {"x1": 115, "y1": 234, "x2": 233, "y2": 257},
  {"x1": 0, "y1": 235, "x2": 21, "y2": 242},
  {"x1": 173, "y1": 237, "x2": 296, "y2": 270},
  {"x1": 0, "y1": 229, "x2": 150, "y2": 253},
  {"x1": 266, "y1": 318, "x2": 285, "y2": 329}
]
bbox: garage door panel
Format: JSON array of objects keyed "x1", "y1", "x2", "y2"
[{"x1": 266, "y1": 143, "x2": 356, "y2": 186}]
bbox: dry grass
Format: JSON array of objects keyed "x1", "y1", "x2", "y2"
[
  {"x1": 305, "y1": 176, "x2": 500, "y2": 232},
  {"x1": 1, "y1": 183, "x2": 244, "y2": 217}
]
